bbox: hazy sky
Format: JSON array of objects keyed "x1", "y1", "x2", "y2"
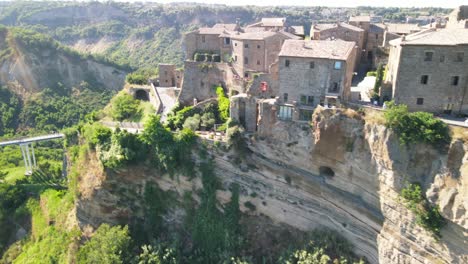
[{"x1": 122, "y1": 0, "x2": 464, "y2": 8}]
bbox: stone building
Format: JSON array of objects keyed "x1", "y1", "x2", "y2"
[
  {"x1": 348, "y1": 15, "x2": 422, "y2": 66},
  {"x1": 446, "y1": 5, "x2": 468, "y2": 29},
  {"x1": 158, "y1": 64, "x2": 182, "y2": 87},
  {"x1": 385, "y1": 28, "x2": 468, "y2": 114},
  {"x1": 277, "y1": 40, "x2": 357, "y2": 122},
  {"x1": 245, "y1": 17, "x2": 305, "y2": 38},
  {"x1": 230, "y1": 31, "x2": 301, "y2": 79},
  {"x1": 183, "y1": 23, "x2": 239, "y2": 62},
  {"x1": 310, "y1": 22, "x2": 364, "y2": 67}
]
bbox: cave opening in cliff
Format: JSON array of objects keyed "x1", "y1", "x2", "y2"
[
  {"x1": 319, "y1": 166, "x2": 335, "y2": 177},
  {"x1": 135, "y1": 89, "x2": 149, "y2": 101}
]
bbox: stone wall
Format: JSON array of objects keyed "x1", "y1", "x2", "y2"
[
  {"x1": 158, "y1": 64, "x2": 176, "y2": 87},
  {"x1": 179, "y1": 61, "x2": 240, "y2": 105},
  {"x1": 230, "y1": 94, "x2": 258, "y2": 132}
]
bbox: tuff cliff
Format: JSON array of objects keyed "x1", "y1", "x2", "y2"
[
  {"x1": 0, "y1": 27, "x2": 126, "y2": 98},
  {"x1": 75, "y1": 109, "x2": 467, "y2": 263}
]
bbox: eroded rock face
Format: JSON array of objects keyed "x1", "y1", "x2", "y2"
[{"x1": 76, "y1": 109, "x2": 467, "y2": 263}]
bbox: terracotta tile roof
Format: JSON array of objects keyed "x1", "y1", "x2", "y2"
[
  {"x1": 198, "y1": 27, "x2": 227, "y2": 35},
  {"x1": 278, "y1": 31, "x2": 302, "y2": 40},
  {"x1": 213, "y1": 23, "x2": 238, "y2": 31},
  {"x1": 374, "y1": 23, "x2": 421, "y2": 35},
  {"x1": 291, "y1": 26, "x2": 305, "y2": 36},
  {"x1": 261, "y1": 18, "x2": 286, "y2": 27},
  {"x1": 279, "y1": 40, "x2": 356, "y2": 60},
  {"x1": 243, "y1": 27, "x2": 267, "y2": 32},
  {"x1": 390, "y1": 28, "x2": 468, "y2": 46},
  {"x1": 349, "y1": 16, "x2": 371, "y2": 22},
  {"x1": 312, "y1": 23, "x2": 364, "y2": 32},
  {"x1": 231, "y1": 31, "x2": 278, "y2": 40}
]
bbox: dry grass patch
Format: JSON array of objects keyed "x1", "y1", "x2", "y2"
[
  {"x1": 363, "y1": 109, "x2": 385, "y2": 125},
  {"x1": 450, "y1": 126, "x2": 468, "y2": 142}
]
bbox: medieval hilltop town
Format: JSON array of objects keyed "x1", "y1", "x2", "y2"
[{"x1": 127, "y1": 5, "x2": 468, "y2": 135}]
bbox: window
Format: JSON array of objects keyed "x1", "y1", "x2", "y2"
[
  {"x1": 285, "y1": 60, "x2": 290, "y2": 67},
  {"x1": 375, "y1": 34, "x2": 378, "y2": 39},
  {"x1": 283, "y1": 93, "x2": 288, "y2": 102},
  {"x1": 224, "y1": 37, "x2": 231, "y2": 45},
  {"x1": 424, "y1": 51, "x2": 433, "y2": 61},
  {"x1": 257, "y1": 45, "x2": 261, "y2": 49},
  {"x1": 300, "y1": 95, "x2": 307, "y2": 104},
  {"x1": 257, "y1": 60, "x2": 261, "y2": 65},
  {"x1": 200, "y1": 81, "x2": 205, "y2": 87},
  {"x1": 455, "y1": 52, "x2": 464, "y2": 62},
  {"x1": 330, "y1": 82, "x2": 339, "y2": 93},
  {"x1": 451, "y1": 76, "x2": 459, "y2": 86},
  {"x1": 244, "y1": 57, "x2": 248, "y2": 65},
  {"x1": 299, "y1": 109, "x2": 313, "y2": 121},
  {"x1": 235, "y1": 43, "x2": 238, "y2": 46},
  {"x1": 234, "y1": 55, "x2": 238, "y2": 61},
  {"x1": 310, "y1": 61, "x2": 315, "y2": 69},
  {"x1": 278, "y1": 105, "x2": 293, "y2": 121},
  {"x1": 300, "y1": 95, "x2": 314, "y2": 105},
  {"x1": 244, "y1": 43, "x2": 249, "y2": 48},
  {"x1": 244, "y1": 73, "x2": 248, "y2": 78},
  {"x1": 334, "y1": 61, "x2": 342, "y2": 70},
  {"x1": 417, "y1": 98, "x2": 424, "y2": 105},
  {"x1": 345, "y1": 31, "x2": 349, "y2": 36},
  {"x1": 420, "y1": 75, "x2": 429, "y2": 84},
  {"x1": 440, "y1": 55, "x2": 445, "y2": 62}
]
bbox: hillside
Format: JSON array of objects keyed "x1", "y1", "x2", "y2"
[
  {"x1": 0, "y1": 26, "x2": 128, "y2": 136},
  {"x1": 0, "y1": 1, "x2": 451, "y2": 75}
]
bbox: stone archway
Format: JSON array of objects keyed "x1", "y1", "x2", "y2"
[{"x1": 135, "y1": 89, "x2": 149, "y2": 101}]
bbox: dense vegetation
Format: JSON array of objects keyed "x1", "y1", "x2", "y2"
[
  {"x1": 110, "y1": 92, "x2": 142, "y2": 121},
  {"x1": 0, "y1": 87, "x2": 21, "y2": 137},
  {"x1": 384, "y1": 101, "x2": 450, "y2": 147},
  {"x1": 0, "y1": 26, "x2": 128, "y2": 137},
  {"x1": 400, "y1": 183, "x2": 446, "y2": 238}
]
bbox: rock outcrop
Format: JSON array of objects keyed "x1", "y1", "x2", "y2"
[{"x1": 76, "y1": 109, "x2": 467, "y2": 263}]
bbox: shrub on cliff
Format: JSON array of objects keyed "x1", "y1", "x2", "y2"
[
  {"x1": 216, "y1": 86, "x2": 230, "y2": 122},
  {"x1": 141, "y1": 115, "x2": 196, "y2": 176},
  {"x1": 126, "y1": 72, "x2": 147, "y2": 85},
  {"x1": 278, "y1": 229, "x2": 365, "y2": 264},
  {"x1": 383, "y1": 101, "x2": 450, "y2": 147},
  {"x1": 77, "y1": 224, "x2": 132, "y2": 264},
  {"x1": 400, "y1": 183, "x2": 446, "y2": 238}
]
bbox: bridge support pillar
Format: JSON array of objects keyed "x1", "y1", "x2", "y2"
[{"x1": 19, "y1": 142, "x2": 37, "y2": 175}]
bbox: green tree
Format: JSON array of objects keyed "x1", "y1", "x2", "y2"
[
  {"x1": 77, "y1": 224, "x2": 131, "y2": 264},
  {"x1": 111, "y1": 93, "x2": 141, "y2": 121},
  {"x1": 200, "y1": 112, "x2": 216, "y2": 130},
  {"x1": 183, "y1": 114, "x2": 200, "y2": 131}
]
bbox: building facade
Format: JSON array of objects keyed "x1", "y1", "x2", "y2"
[
  {"x1": 310, "y1": 22, "x2": 364, "y2": 67},
  {"x1": 277, "y1": 40, "x2": 357, "y2": 122},
  {"x1": 385, "y1": 28, "x2": 468, "y2": 114}
]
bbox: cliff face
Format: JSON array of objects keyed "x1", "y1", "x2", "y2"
[
  {"x1": 76, "y1": 109, "x2": 467, "y2": 263},
  {"x1": 0, "y1": 27, "x2": 126, "y2": 98}
]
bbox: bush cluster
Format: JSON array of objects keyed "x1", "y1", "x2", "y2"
[
  {"x1": 111, "y1": 93, "x2": 142, "y2": 121},
  {"x1": 384, "y1": 101, "x2": 450, "y2": 147},
  {"x1": 400, "y1": 183, "x2": 446, "y2": 238}
]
